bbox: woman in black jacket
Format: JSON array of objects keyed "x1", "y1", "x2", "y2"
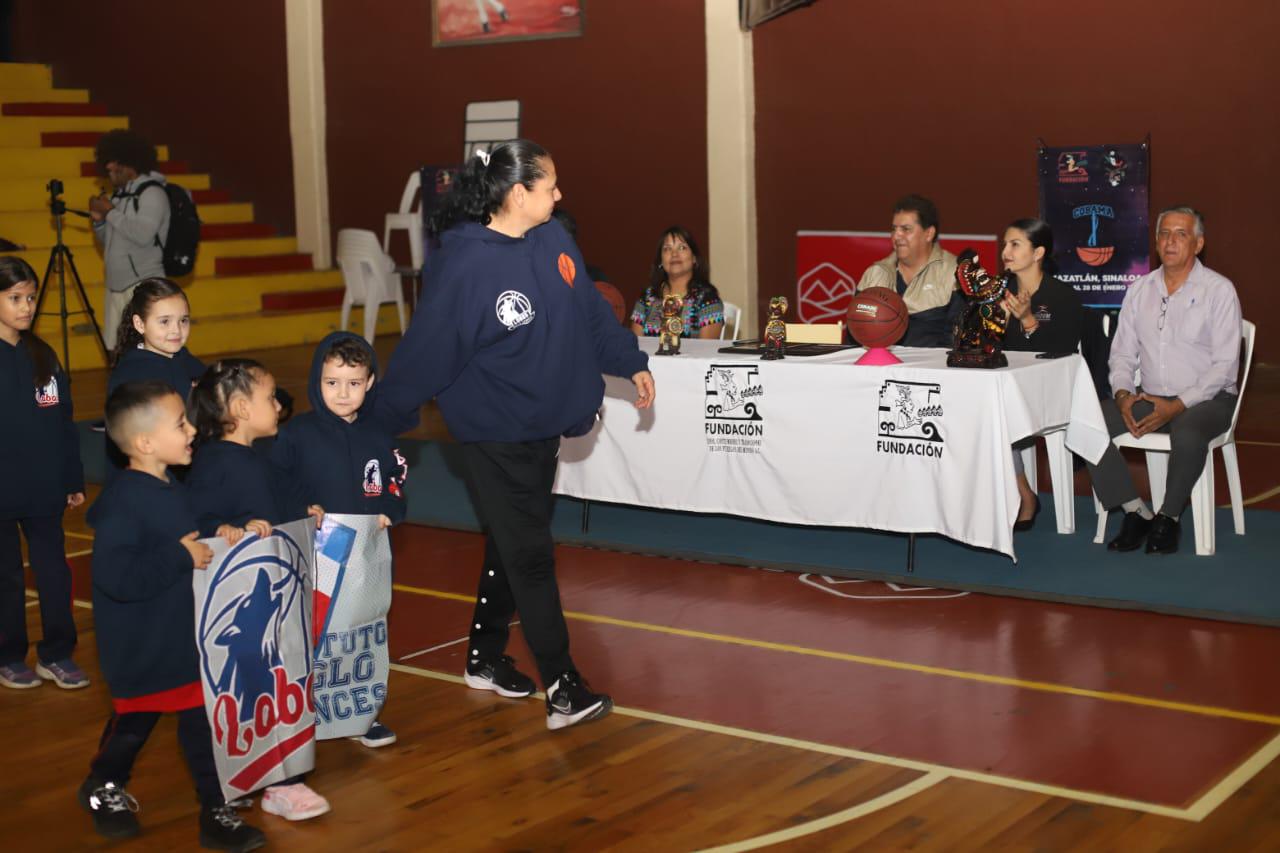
[{"x1": 998, "y1": 218, "x2": 1084, "y2": 531}]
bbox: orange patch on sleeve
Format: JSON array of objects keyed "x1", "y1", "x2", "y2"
[{"x1": 558, "y1": 253, "x2": 576, "y2": 287}]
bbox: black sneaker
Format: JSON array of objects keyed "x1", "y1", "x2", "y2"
[
  {"x1": 1106, "y1": 511, "x2": 1152, "y2": 552},
  {"x1": 78, "y1": 778, "x2": 140, "y2": 839},
  {"x1": 199, "y1": 803, "x2": 266, "y2": 852},
  {"x1": 350, "y1": 719, "x2": 397, "y2": 748},
  {"x1": 545, "y1": 671, "x2": 612, "y2": 731},
  {"x1": 465, "y1": 654, "x2": 536, "y2": 698}
]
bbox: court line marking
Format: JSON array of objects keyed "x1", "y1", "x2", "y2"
[
  {"x1": 64, "y1": 530, "x2": 95, "y2": 541},
  {"x1": 694, "y1": 771, "x2": 949, "y2": 852},
  {"x1": 391, "y1": 583, "x2": 1280, "y2": 726},
  {"x1": 24, "y1": 589, "x2": 93, "y2": 610},
  {"x1": 388, "y1": 662, "x2": 1194, "y2": 821},
  {"x1": 398, "y1": 620, "x2": 520, "y2": 662},
  {"x1": 1237, "y1": 440, "x2": 1280, "y2": 447},
  {"x1": 1182, "y1": 729, "x2": 1280, "y2": 821},
  {"x1": 1240, "y1": 483, "x2": 1280, "y2": 507}
]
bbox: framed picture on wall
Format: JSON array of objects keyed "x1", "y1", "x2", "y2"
[{"x1": 432, "y1": 0, "x2": 585, "y2": 47}]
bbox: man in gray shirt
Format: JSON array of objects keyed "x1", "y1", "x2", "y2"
[
  {"x1": 1090, "y1": 206, "x2": 1242, "y2": 554},
  {"x1": 88, "y1": 130, "x2": 170, "y2": 348}
]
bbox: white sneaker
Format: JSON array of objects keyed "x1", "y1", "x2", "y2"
[{"x1": 260, "y1": 783, "x2": 330, "y2": 821}]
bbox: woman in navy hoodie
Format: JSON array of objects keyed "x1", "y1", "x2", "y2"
[
  {"x1": 0, "y1": 256, "x2": 87, "y2": 690},
  {"x1": 376, "y1": 140, "x2": 654, "y2": 731}
]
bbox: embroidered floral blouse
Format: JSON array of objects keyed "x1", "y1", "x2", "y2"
[{"x1": 630, "y1": 287, "x2": 724, "y2": 337}]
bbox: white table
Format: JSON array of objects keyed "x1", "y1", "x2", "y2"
[{"x1": 555, "y1": 339, "x2": 1110, "y2": 560}]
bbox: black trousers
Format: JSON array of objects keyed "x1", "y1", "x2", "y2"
[
  {"x1": 89, "y1": 706, "x2": 224, "y2": 807},
  {"x1": 1089, "y1": 390, "x2": 1236, "y2": 517},
  {"x1": 461, "y1": 439, "x2": 575, "y2": 688},
  {"x1": 0, "y1": 513, "x2": 76, "y2": 666}
]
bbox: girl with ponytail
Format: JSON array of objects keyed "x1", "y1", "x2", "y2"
[{"x1": 0, "y1": 256, "x2": 87, "y2": 690}]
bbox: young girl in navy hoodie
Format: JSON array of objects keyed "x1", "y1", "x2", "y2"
[
  {"x1": 0, "y1": 256, "x2": 88, "y2": 691},
  {"x1": 186, "y1": 358, "x2": 330, "y2": 822},
  {"x1": 105, "y1": 277, "x2": 205, "y2": 479}
]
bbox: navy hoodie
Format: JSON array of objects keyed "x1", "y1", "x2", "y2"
[
  {"x1": 87, "y1": 470, "x2": 201, "y2": 698},
  {"x1": 0, "y1": 335, "x2": 83, "y2": 520},
  {"x1": 270, "y1": 332, "x2": 407, "y2": 523},
  {"x1": 187, "y1": 439, "x2": 310, "y2": 537},
  {"x1": 105, "y1": 346, "x2": 205, "y2": 479},
  {"x1": 375, "y1": 218, "x2": 648, "y2": 441}
]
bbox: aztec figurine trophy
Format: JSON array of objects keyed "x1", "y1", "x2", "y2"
[
  {"x1": 655, "y1": 293, "x2": 684, "y2": 356},
  {"x1": 761, "y1": 295, "x2": 788, "y2": 360},
  {"x1": 947, "y1": 249, "x2": 1010, "y2": 369}
]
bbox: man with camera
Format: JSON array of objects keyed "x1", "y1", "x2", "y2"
[{"x1": 87, "y1": 130, "x2": 170, "y2": 346}]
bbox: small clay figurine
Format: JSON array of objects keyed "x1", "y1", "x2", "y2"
[
  {"x1": 761, "y1": 295, "x2": 788, "y2": 360},
  {"x1": 656, "y1": 293, "x2": 684, "y2": 356}
]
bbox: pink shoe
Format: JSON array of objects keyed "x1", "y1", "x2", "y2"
[{"x1": 260, "y1": 783, "x2": 330, "y2": 821}]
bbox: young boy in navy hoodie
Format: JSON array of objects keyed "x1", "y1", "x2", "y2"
[
  {"x1": 270, "y1": 332, "x2": 406, "y2": 748},
  {"x1": 83, "y1": 381, "x2": 265, "y2": 852}
]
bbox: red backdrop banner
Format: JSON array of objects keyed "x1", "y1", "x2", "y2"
[{"x1": 795, "y1": 232, "x2": 999, "y2": 324}]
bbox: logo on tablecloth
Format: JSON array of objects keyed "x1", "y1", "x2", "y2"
[
  {"x1": 704, "y1": 364, "x2": 764, "y2": 454},
  {"x1": 877, "y1": 380, "x2": 944, "y2": 459}
]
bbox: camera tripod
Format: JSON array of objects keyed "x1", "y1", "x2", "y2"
[{"x1": 34, "y1": 180, "x2": 106, "y2": 371}]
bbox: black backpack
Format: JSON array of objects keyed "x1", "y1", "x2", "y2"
[{"x1": 131, "y1": 180, "x2": 201, "y2": 277}]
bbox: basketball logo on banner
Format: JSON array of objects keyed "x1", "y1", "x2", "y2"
[{"x1": 194, "y1": 521, "x2": 316, "y2": 799}]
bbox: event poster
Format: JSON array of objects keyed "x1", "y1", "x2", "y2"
[
  {"x1": 193, "y1": 520, "x2": 317, "y2": 801},
  {"x1": 433, "y1": 0, "x2": 584, "y2": 47},
  {"x1": 795, "y1": 232, "x2": 999, "y2": 324},
  {"x1": 1038, "y1": 142, "x2": 1150, "y2": 307},
  {"x1": 311, "y1": 514, "x2": 393, "y2": 741}
]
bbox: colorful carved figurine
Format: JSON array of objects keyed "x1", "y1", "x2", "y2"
[
  {"x1": 947, "y1": 249, "x2": 1010, "y2": 368},
  {"x1": 655, "y1": 293, "x2": 684, "y2": 356},
  {"x1": 761, "y1": 295, "x2": 788, "y2": 360}
]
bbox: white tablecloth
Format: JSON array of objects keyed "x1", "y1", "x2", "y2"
[{"x1": 554, "y1": 339, "x2": 1110, "y2": 560}]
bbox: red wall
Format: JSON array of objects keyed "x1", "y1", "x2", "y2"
[
  {"x1": 9, "y1": 0, "x2": 295, "y2": 234},
  {"x1": 753, "y1": 0, "x2": 1280, "y2": 359},
  {"x1": 322, "y1": 1, "x2": 707, "y2": 313}
]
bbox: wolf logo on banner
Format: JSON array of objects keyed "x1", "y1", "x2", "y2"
[
  {"x1": 311, "y1": 514, "x2": 393, "y2": 740},
  {"x1": 194, "y1": 520, "x2": 316, "y2": 800}
]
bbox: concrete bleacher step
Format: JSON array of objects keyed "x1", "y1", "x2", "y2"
[
  {"x1": 1, "y1": 102, "x2": 109, "y2": 116},
  {"x1": 0, "y1": 63, "x2": 54, "y2": 89},
  {"x1": 216, "y1": 253, "x2": 313, "y2": 276},
  {"x1": 0, "y1": 171, "x2": 204, "y2": 212},
  {"x1": 0, "y1": 203, "x2": 257, "y2": 248},
  {"x1": 80, "y1": 159, "x2": 188, "y2": 177},
  {"x1": 13, "y1": 237, "x2": 302, "y2": 282},
  {"x1": 0, "y1": 145, "x2": 165, "y2": 178},
  {"x1": 0, "y1": 116, "x2": 128, "y2": 146},
  {"x1": 0, "y1": 88, "x2": 90, "y2": 105},
  {"x1": 48, "y1": 269, "x2": 345, "y2": 318},
  {"x1": 36, "y1": 302, "x2": 403, "y2": 370}
]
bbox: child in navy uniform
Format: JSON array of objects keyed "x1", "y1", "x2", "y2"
[
  {"x1": 0, "y1": 256, "x2": 87, "y2": 691},
  {"x1": 270, "y1": 332, "x2": 406, "y2": 748},
  {"x1": 105, "y1": 278, "x2": 204, "y2": 481},
  {"x1": 83, "y1": 381, "x2": 264, "y2": 851},
  {"x1": 186, "y1": 359, "x2": 330, "y2": 822}
]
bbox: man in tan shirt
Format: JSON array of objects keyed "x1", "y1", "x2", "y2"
[{"x1": 856, "y1": 194, "x2": 959, "y2": 347}]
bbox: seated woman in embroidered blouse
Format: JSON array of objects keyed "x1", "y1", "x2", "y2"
[{"x1": 630, "y1": 226, "x2": 724, "y2": 340}]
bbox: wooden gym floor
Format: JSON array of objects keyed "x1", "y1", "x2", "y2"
[{"x1": 4, "y1": 341, "x2": 1279, "y2": 850}]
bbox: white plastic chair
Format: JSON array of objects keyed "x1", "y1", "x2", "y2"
[
  {"x1": 383, "y1": 171, "x2": 424, "y2": 272},
  {"x1": 721, "y1": 301, "x2": 741, "y2": 340},
  {"x1": 1092, "y1": 320, "x2": 1255, "y2": 555},
  {"x1": 1019, "y1": 430, "x2": 1076, "y2": 534},
  {"x1": 336, "y1": 228, "x2": 407, "y2": 344}
]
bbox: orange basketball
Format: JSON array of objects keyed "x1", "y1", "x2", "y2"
[
  {"x1": 593, "y1": 281, "x2": 627, "y2": 324},
  {"x1": 558, "y1": 252, "x2": 576, "y2": 287},
  {"x1": 846, "y1": 288, "x2": 910, "y2": 349}
]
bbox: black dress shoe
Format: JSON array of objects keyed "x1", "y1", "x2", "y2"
[
  {"x1": 1014, "y1": 495, "x2": 1041, "y2": 532},
  {"x1": 1107, "y1": 511, "x2": 1151, "y2": 551},
  {"x1": 1145, "y1": 513, "x2": 1181, "y2": 554}
]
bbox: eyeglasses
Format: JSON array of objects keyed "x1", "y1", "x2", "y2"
[{"x1": 1157, "y1": 295, "x2": 1169, "y2": 330}]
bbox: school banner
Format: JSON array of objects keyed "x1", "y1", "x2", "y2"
[
  {"x1": 1038, "y1": 142, "x2": 1150, "y2": 308},
  {"x1": 193, "y1": 520, "x2": 317, "y2": 801},
  {"x1": 795, "y1": 232, "x2": 999, "y2": 324},
  {"x1": 311, "y1": 514, "x2": 393, "y2": 740}
]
